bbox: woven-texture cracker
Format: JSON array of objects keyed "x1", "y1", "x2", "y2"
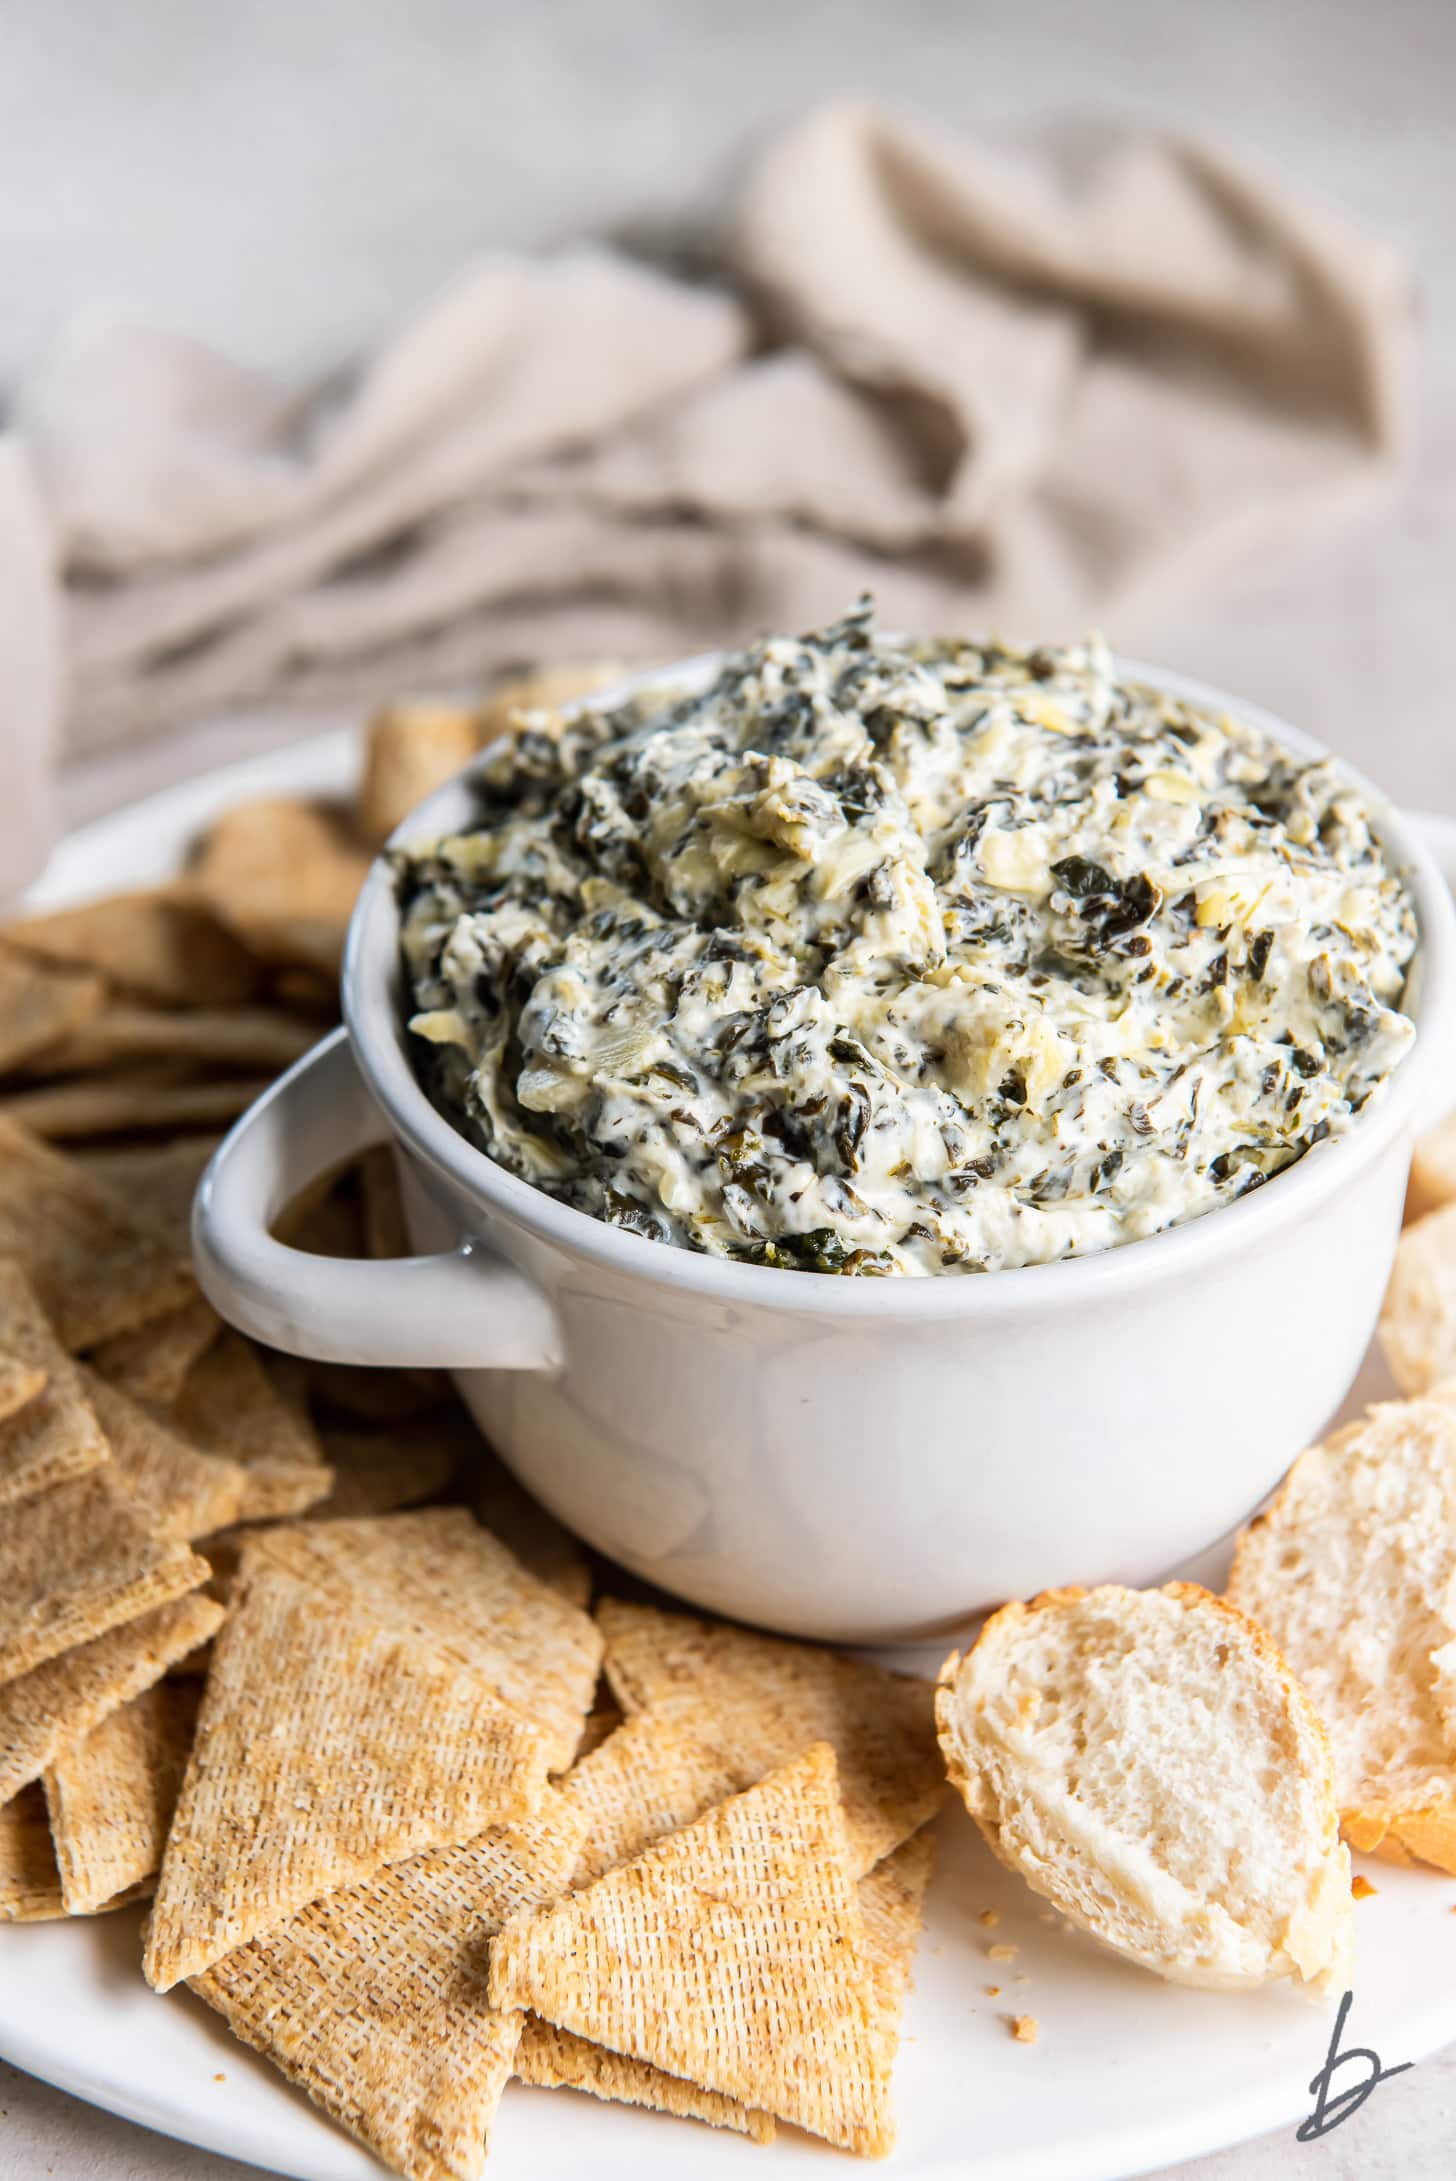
[
  {"x1": 857, "y1": 1828, "x2": 935, "y2": 2058},
  {"x1": 600, "y1": 1598, "x2": 944, "y2": 1875},
  {"x1": 89, "y1": 1295, "x2": 223, "y2": 1407},
  {"x1": 83, "y1": 1368, "x2": 247, "y2": 1541},
  {"x1": 0, "y1": 1782, "x2": 65, "y2": 1920},
  {"x1": 0, "y1": 946, "x2": 106, "y2": 1073},
  {"x1": 0, "y1": 1591, "x2": 221, "y2": 1807},
  {"x1": 559, "y1": 1710, "x2": 759, "y2": 1884},
  {"x1": 170, "y1": 1330, "x2": 333, "y2": 1520},
  {"x1": 192, "y1": 1797, "x2": 586, "y2": 2181},
  {"x1": 489, "y1": 1741, "x2": 894, "y2": 2156},
  {"x1": 1, "y1": 886, "x2": 259, "y2": 1008},
  {"x1": 0, "y1": 1118, "x2": 194, "y2": 1348},
  {"x1": 75, "y1": 1137, "x2": 222, "y2": 1261},
  {"x1": 516, "y1": 1710, "x2": 769, "y2": 2134},
  {"x1": 1381, "y1": 1202, "x2": 1456, "y2": 1396},
  {"x1": 143, "y1": 1557, "x2": 552, "y2": 1989},
  {"x1": 0, "y1": 1467, "x2": 208, "y2": 1687},
  {"x1": 193, "y1": 799, "x2": 371, "y2": 978},
  {"x1": 0, "y1": 1260, "x2": 110, "y2": 1508},
  {"x1": 514, "y1": 2018, "x2": 776, "y2": 2140},
  {"x1": 0, "y1": 1072, "x2": 277, "y2": 1142},
  {"x1": 45, "y1": 1676, "x2": 203, "y2": 1915},
  {"x1": 250, "y1": 1511, "x2": 602, "y2": 1770},
  {"x1": 38, "y1": 1003, "x2": 315, "y2": 1078}
]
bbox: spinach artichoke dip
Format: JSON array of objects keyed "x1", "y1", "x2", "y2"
[{"x1": 398, "y1": 603, "x2": 1417, "y2": 1278}]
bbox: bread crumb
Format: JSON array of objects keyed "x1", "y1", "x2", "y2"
[
  {"x1": 988, "y1": 1942, "x2": 1018, "y2": 1962},
  {"x1": 977, "y1": 1908, "x2": 1000, "y2": 1927},
  {"x1": 1010, "y1": 2014, "x2": 1039, "y2": 2044},
  {"x1": 985, "y1": 1984, "x2": 1001, "y2": 1997},
  {"x1": 1351, "y1": 1874, "x2": 1378, "y2": 1900}
]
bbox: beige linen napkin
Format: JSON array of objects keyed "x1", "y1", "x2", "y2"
[{"x1": 0, "y1": 98, "x2": 1415, "y2": 892}]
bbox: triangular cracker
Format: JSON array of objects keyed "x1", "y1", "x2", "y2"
[
  {"x1": 599, "y1": 1599, "x2": 944, "y2": 1874},
  {"x1": 0, "y1": 945, "x2": 106, "y2": 1073},
  {"x1": 82, "y1": 1368, "x2": 248, "y2": 1540},
  {"x1": 514, "y1": 2021, "x2": 776, "y2": 2141},
  {"x1": 0, "y1": 1783, "x2": 65, "y2": 1920},
  {"x1": 0, "y1": 1072, "x2": 276, "y2": 1142},
  {"x1": 249, "y1": 1511, "x2": 602, "y2": 1770},
  {"x1": 559, "y1": 1710, "x2": 759, "y2": 1884},
  {"x1": 489, "y1": 1742, "x2": 895, "y2": 2155},
  {"x1": 192, "y1": 797, "x2": 370, "y2": 978},
  {"x1": 858, "y1": 1827, "x2": 935, "y2": 2064},
  {"x1": 170, "y1": 1330, "x2": 333, "y2": 1519},
  {"x1": 0, "y1": 1260, "x2": 110, "y2": 1508},
  {"x1": 0, "y1": 1119, "x2": 194, "y2": 1348},
  {"x1": 45, "y1": 1677, "x2": 202, "y2": 1915},
  {"x1": 0, "y1": 1466, "x2": 209, "y2": 1687},
  {"x1": 73, "y1": 1135, "x2": 222, "y2": 1260},
  {"x1": 191, "y1": 1797, "x2": 586, "y2": 2181},
  {"x1": 514, "y1": 1712, "x2": 772, "y2": 2138},
  {"x1": 1, "y1": 885, "x2": 260, "y2": 1008},
  {"x1": 89, "y1": 1294, "x2": 223, "y2": 1407},
  {"x1": 34, "y1": 1002, "x2": 314, "y2": 1078},
  {"x1": 143, "y1": 1556, "x2": 552, "y2": 1989},
  {"x1": 0, "y1": 1591, "x2": 221, "y2": 1806}
]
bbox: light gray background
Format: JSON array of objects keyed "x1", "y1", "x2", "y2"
[{"x1": 3, "y1": 2, "x2": 1455, "y2": 2175}]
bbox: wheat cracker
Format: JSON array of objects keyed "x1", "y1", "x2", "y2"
[
  {"x1": 45, "y1": 1676, "x2": 203, "y2": 1915},
  {"x1": 490, "y1": 1742, "x2": 893, "y2": 2156},
  {"x1": 249, "y1": 1510, "x2": 601, "y2": 1770},
  {"x1": 83, "y1": 1367, "x2": 248, "y2": 1539},
  {"x1": 0, "y1": 947, "x2": 106, "y2": 1074},
  {"x1": 143, "y1": 1555, "x2": 551, "y2": 1989},
  {"x1": 0, "y1": 1591, "x2": 220, "y2": 1808},
  {"x1": 0, "y1": 1783, "x2": 65, "y2": 1920},
  {"x1": 192, "y1": 1794, "x2": 584, "y2": 2181},
  {"x1": 1, "y1": 886, "x2": 259, "y2": 1008},
  {"x1": 0, "y1": 1466, "x2": 209, "y2": 1687},
  {"x1": 170, "y1": 1330, "x2": 333, "y2": 1519},
  {"x1": 0, "y1": 1118, "x2": 194, "y2": 1348},
  {"x1": 89, "y1": 1294, "x2": 223, "y2": 1406},
  {"x1": 599, "y1": 1598, "x2": 943, "y2": 1875}
]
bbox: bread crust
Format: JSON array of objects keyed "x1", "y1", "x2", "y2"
[
  {"x1": 936, "y1": 1581, "x2": 1349, "y2": 1992},
  {"x1": 1229, "y1": 1405, "x2": 1456, "y2": 1875}
]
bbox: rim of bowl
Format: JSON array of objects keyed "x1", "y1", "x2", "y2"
[{"x1": 342, "y1": 647, "x2": 1456, "y2": 1320}]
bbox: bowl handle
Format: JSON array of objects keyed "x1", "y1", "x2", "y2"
[{"x1": 191, "y1": 1026, "x2": 561, "y2": 1370}]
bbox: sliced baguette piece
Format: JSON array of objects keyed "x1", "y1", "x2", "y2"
[
  {"x1": 1380, "y1": 1202, "x2": 1456, "y2": 1394},
  {"x1": 1407, "y1": 1112, "x2": 1456, "y2": 1225},
  {"x1": 1228, "y1": 1389, "x2": 1456, "y2": 1871},
  {"x1": 936, "y1": 1582, "x2": 1351, "y2": 1994}
]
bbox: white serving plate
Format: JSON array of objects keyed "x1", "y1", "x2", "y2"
[{"x1": 5, "y1": 736, "x2": 1455, "y2": 2181}]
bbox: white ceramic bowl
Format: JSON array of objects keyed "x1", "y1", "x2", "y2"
[{"x1": 193, "y1": 658, "x2": 1456, "y2": 1643}]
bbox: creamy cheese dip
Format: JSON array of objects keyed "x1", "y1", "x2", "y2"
[{"x1": 398, "y1": 603, "x2": 1418, "y2": 1277}]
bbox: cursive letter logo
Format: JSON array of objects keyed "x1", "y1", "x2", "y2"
[{"x1": 1297, "y1": 1990, "x2": 1411, "y2": 2142}]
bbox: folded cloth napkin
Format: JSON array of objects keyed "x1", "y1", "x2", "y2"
[{"x1": 0, "y1": 97, "x2": 1415, "y2": 890}]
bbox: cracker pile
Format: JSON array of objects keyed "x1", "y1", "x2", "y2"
[{"x1": 0, "y1": 677, "x2": 940, "y2": 2177}]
